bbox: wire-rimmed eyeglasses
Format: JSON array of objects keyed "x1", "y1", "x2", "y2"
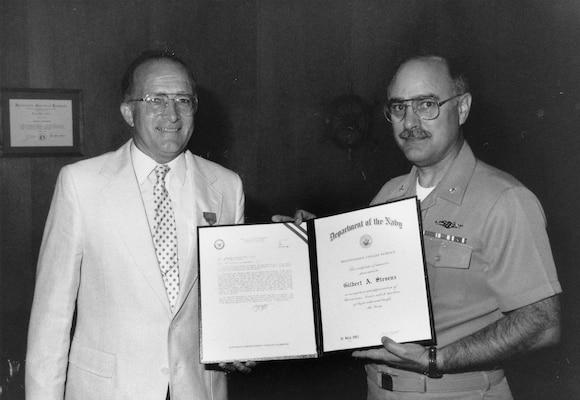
[
  {"x1": 128, "y1": 93, "x2": 198, "y2": 116},
  {"x1": 383, "y1": 94, "x2": 463, "y2": 123}
]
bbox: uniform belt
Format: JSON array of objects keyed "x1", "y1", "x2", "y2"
[{"x1": 371, "y1": 367, "x2": 505, "y2": 393}]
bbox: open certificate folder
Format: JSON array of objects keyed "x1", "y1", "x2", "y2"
[{"x1": 198, "y1": 197, "x2": 435, "y2": 363}]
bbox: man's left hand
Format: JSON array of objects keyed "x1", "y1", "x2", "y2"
[{"x1": 352, "y1": 336, "x2": 429, "y2": 374}]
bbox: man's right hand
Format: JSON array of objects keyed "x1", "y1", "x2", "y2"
[{"x1": 271, "y1": 209, "x2": 316, "y2": 225}]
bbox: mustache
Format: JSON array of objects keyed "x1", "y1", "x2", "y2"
[{"x1": 399, "y1": 128, "x2": 431, "y2": 139}]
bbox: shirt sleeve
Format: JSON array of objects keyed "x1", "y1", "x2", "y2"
[{"x1": 481, "y1": 186, "x2": 561, "y2": 311}]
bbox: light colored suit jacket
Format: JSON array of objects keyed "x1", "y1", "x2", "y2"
[{"x1": 25, "y1": 139, "x2": 245, "y2": 400}]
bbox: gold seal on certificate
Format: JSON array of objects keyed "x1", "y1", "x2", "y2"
[{"x1": 197, "y1": 197, "x2": 434, "y2": 363}]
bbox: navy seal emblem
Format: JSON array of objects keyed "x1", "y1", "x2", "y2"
[{"x1": 360, "y1": 234, "x2": 373, "y2": 248}]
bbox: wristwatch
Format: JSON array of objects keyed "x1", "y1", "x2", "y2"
[{"x1": 427, "y1": 346, "x2": 443, "y2": 378}]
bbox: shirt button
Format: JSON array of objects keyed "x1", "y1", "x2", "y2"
[
  {"x1": 161, "y1": 367, "x2": 170, "y2": 375},
  {"x1": 435, "y1": 256, "x2": 441, "y2": 262}
]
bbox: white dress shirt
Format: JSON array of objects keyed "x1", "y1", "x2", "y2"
[{"x1": 130, "y1": 143, "x2": 195, "y2": 281}]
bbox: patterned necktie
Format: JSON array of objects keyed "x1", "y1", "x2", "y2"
[{"x1": 153, "y1": 164, "x2": 179, "y2": 310}]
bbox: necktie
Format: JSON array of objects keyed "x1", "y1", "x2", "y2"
[{"x1": 153, "y1": 164, "x2": 179, "y2": 310}]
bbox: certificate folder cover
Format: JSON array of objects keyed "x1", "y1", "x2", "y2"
[{"x1": 198, "y1": 197, "x2": 435, "y2": 364}]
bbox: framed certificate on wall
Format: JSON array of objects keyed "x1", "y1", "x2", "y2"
[{"x1": 1, "y1": 88, "x2": 83, "y2": 156}]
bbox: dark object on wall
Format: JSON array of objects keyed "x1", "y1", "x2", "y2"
[
  {"x1": 0, "y1": 88, "x2": 84, "y2": 157},
  {"x1": 325, "y1": 94, "x2": 371, "y2": 161}
]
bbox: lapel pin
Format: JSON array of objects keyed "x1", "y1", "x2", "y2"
[{"x1": 203, "y1": 212, "x2": 217, "y2": 226}]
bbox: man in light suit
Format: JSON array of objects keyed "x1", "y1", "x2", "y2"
[{"x1": 25, "y1": 51, "x2": 252, "y2": 400}]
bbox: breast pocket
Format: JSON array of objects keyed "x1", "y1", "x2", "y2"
[{"x1": 424, "y1": 236, "x2": 473, "y2": 307}]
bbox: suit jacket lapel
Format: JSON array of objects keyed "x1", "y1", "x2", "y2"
[
  {"x1": 101, "y1": 140, "x2": 172, "y2": 315},
  {"x1": 175, "y1": 152, "x2": 224, "y2": 312},
  {"x1": 192, "y1": 153, "x2": 223, "y2": 226}
]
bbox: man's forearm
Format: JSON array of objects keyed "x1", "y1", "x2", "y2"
[{"x1": 439, "y1": 295, "x2": 561, "y2": 373}]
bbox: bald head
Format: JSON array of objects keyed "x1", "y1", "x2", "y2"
[
  {"x1": 388, "y1": 56, "x2": 468, "y2": 100},
  {"x1": 386, "y1": 55, "x2": 472, "y2": 176}
]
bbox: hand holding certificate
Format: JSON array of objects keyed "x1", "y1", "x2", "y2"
[{"x1": 198, "y1": 197, "x2": 435, "y2": 363}]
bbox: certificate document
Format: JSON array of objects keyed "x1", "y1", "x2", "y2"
[
  {"x1": 198, "y1": 197, "x2": 434, "y2": 363},
  {"x1": 9, "y1": 98, "x2": 73, "y2": 147}
]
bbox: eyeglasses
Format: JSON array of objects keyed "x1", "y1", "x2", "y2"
[
  {"x1": 129, "y1": 93, "x2": 198, "y2": 115},
  {"x1": 383, "y1": 94, "x2": 463, "y2": 123}
]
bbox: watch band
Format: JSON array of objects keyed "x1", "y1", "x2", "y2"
[{"x1": 427, "y1": 346, "x2": 443, "y2": 378}]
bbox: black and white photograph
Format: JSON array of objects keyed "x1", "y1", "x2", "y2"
[{"x1": 1, "y1": 1, "x2": 578, "y2": 399}]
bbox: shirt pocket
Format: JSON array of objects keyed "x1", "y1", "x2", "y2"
[
  {"x1": 424, "y1": 236, "x2": 473, "y2": 269},
  {"x1": 424, "y1": 236, "x2": 473, "y2": 306}
]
